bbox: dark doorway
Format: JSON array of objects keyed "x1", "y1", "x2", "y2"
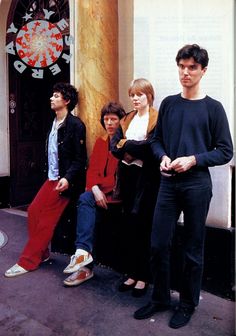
[{"x1": 7, "y1": 0, "x2": 70, "y2": 206}]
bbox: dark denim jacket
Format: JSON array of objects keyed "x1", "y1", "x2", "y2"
[{"x1": 45, "y1": 113, "x2": 87, "y2": 198}]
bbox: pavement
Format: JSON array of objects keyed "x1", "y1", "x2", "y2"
[{"x1": 0, "y1": 209, "x2": 235, "y2": 336}]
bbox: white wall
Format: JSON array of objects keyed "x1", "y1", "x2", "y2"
[
  {"x1": 0, "y1": 0, "x2": 10, "y2": 177},
  {"x1": 133, "y1": 0, "x2": 234, "y2": 228}
]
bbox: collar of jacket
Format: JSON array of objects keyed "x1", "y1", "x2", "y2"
[
  {"x1": 101, "y1": 134, "x2": 112, "y2": 151},
  {"x1": 57, "y1": 111, "x2": 71, "y2": 129},
  {"x1": 120, "y1": 107, "x2": 158, "y2": 137},
  {"x1": 101, "y1": 134, "x2": 109, "y2": 141}
]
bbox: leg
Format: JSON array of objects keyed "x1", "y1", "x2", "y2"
[
  {"x1": 169, "y1": 173, "x2": 212, "y2": 329},
  {"x1": 179, "y1": 175, "x2": 212, "y2": 308},
  {"x1": 127, "y1": 211, "x2": 152, "y2": 283},
  {"x1": 151, "y1": 178, "x2": 181, "y2": 305},
  {"x1": 63, "y1": 191, "x2": 96, "y2": 274},
  {"x1": 27, "y1": 180, "x2": 52, "y2": 237},
  {"x1": 27, "y1": 180, "x2": 54, "y2": 260},
  {"x1": 18, "y1": 180, "x2": 69, "y2": 270},
  {"x1": 119, "y1": 165, "x2": 144, "y2": 280},
  {"x1": 75, "y1": 191, "x2": 97, "y2": 253}
]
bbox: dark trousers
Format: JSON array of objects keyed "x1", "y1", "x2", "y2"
[
  {"x1": 151, "y1": 170, "x2": 212, "y2": 308},
  {"x1": 119, "y1": 163, "x2": 155, "y2": 282}
]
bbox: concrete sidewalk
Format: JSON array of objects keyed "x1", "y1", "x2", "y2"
[{"x1": 0, "y1": 209, "x2": 235, "y2": 336}]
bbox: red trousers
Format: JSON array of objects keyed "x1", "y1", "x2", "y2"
[{"x1": 18, "y1": 180, "x2": 69, "y2": 270}]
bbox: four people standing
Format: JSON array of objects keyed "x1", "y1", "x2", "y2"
[{"x1": 4, "y1": 44, "x2": 233, "y2": 330}]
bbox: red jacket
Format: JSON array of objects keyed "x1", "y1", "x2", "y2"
[{"x1": 86, "y1": 135, "x2": 118, "y2": 194}]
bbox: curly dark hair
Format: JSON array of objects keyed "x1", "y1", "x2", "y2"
[
  {"x1": 100, "y1": 101, "x2": 126, "y2": 129},
  {"x1": 53, "y1": 82, "x2": 79, "y2": 112},
  {"x1": 176, "y1": 44, "x2": 209, "y2": 68}
]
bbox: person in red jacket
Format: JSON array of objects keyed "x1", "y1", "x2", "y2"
[{"x1": 63, "y1": 101, "x2": 125, "y2": 286}]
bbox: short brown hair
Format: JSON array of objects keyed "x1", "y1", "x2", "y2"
[
  {"x1": 100, "y1": 101, "x2": 126, "y2": 129},
  {"x1": 128, "y1": 78, "x2": 155, "y2": 106}
]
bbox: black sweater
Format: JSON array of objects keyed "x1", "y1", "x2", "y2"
[{"x1": 151, "y1": 94, "x2": 233, "y2": 167}]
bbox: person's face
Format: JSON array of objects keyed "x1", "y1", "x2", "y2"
[
  {"x1": 178, "y1": 57, "x2": 207, "y2": 89},
  {"x1": 103, "y1": 113, "x2": 120, "y2": 137},
  {"x1": 50, "y1": 91, "x2": 69, "y2": 112},
  {"x1": 129, "y1": 92, "x2": 149, "y2": 111}
]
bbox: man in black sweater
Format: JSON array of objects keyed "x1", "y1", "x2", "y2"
[{"x1": 134, "y1": 44, "x2": 233, "y2": 328}]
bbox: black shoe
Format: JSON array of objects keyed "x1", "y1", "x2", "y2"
[
  {"x1": 134, "y1": 302, "x2": 170, "y2": 320},
  {"x1": 118, "y1": 281, "x2": 137, "y2": 292},
  {"x1": 132, "y1": 284, "x2": 148, "y2": 298},
  {"x1": 169, "y1": 306, "x2": 194, "y2": 329}
]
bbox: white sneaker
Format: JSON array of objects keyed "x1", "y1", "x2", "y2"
[
  {"x1": 4, "y1": 264, "x2": 28, "y2": 278},
  {"x1": 63, "y1": 252, "x2": 93, "y2": 274},
  {"x1": 63, "y1": 267, "x2": 94, "y2": 286}
]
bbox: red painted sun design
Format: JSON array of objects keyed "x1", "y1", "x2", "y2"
[{"x1": 15, "y1": 20, "x2": 63, "y2": 68}]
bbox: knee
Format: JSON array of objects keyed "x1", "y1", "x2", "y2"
[
  {"x1": 151, "y1": 246, "x2": 163, "y2": 256},
  {"x1": 185, "y1": 246, "x2": 204, "y2": 266},
  {"x1": 28, "y1": 202, "x2": 36, "y2": 217},
  {"x1": 151, "y1": 244, "x2": 170, "y2": 258},
  {"x1": 151, "y1": 232, "x2": 170, "y2": 252},
  {"x1": 77, "y1": 191, "x2": 95, "y2": 207}
]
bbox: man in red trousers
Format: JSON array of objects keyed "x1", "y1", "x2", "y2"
[{"x1": 5, "y1": 82, "x2": 87, "y2": 277}]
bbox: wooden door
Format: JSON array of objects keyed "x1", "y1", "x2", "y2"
[{"x1": 7, "y1": 0, "x2": 70, "y2": 206}]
